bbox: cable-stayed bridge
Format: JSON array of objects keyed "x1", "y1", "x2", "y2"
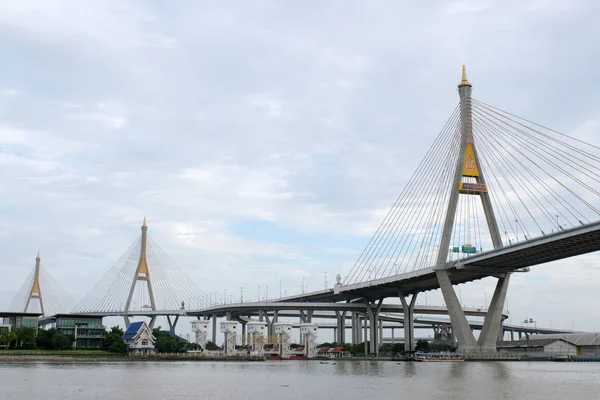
[{"x1": 3, "y1": 67, "x2": 599, "y2": 355}]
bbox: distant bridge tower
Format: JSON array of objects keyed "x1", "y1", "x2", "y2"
[
  {"x1": 24, "y1": 251, "x2": 44, "y2": 315},
  {"x1": 435, "y1": 66, "x2": 508, "y2": 352},
  {"x1": 123, "y1": 218, "x2": 157, "y2": 328}
]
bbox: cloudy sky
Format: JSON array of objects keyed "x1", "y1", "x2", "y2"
[{"x1": 1, "y1": 0, "x2": 600, "y2": 337}]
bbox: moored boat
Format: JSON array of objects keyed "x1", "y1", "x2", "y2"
[{"x1": 413, "y1": 352, "x2": 465, "y2": 362}]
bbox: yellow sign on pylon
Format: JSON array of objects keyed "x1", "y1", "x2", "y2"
[
  {"x1": 31, "y1": 279, "x2": 41, "y2": 296},
  {"x1": 137, "y1": 255, "x2": 149, "y2": 280},
  {"x1": 462, "y1": 143, "x2": 480, "y2": 177}
]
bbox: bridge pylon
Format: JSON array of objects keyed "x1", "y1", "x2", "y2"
[
  {"x1": 435, "y1": 66, "x2": 508, "y2": 353},
  {"x1": 123, "y1": 218, "x2": 157, "y2": 328},
  {"x1": 23, "y1": 251, "x2": 45, "y2": 315}
]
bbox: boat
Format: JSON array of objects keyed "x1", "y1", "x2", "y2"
[{"x1": 413, "y1": 352, "x2": 465, "y2": 362}]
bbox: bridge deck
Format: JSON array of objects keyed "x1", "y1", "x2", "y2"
[{"x1": 336, "y1": 222, "x2": 600, "y2": 299}]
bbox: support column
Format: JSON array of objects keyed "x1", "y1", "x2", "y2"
[
  {"x1": 365, "y1": 299, "x2": 383, "y2": 356},
  {"x1": 350, "y1": 311, "x2": 359, "y2": 346},
  {"x1": 241, "y1": 321, "x2": 247, "y2": 345},
  {"x1": 510, "y1": 330, "x2": 514, "y2": 341},
  {"x1": 270, "y1": 310, "x2": 279, "y2": 338},
  {"x1": 478, "y1": 274, "x2": 510, "y2": 351},
  {"x1": 340, "y1": 311, "x2": 347, "y2": 344},
  {"x1": 212, "y1": 313, "x2": 217, "y2": 343},
  {"x1": 363, "y1": 315, "x2": 368, "y2": 356},
  {"x1": 378, "y1": 318, "x2": 383, "y2": 347},
  {"x1": 169, "y1": 315, "x2": 179, "y2": 333},
  {"x1": 436, "y1": 271, "x2": 477, "y2": 351},
  {"x1": 399, "y1": 291, "x2": 418, "y2": 353}
]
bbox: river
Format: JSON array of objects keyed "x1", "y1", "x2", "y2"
[{"x1": 0, "y1": 360, "x2": 598, "y2": 399}]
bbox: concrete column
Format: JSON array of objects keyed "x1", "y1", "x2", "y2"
[
  {"x1": 391, "y1": 327, "x2": 395, "y2": 344},
  {"x1": 340, "y1": 311, "x2": 347, "y2": 344},
  {"x1": 399, "y1": 291, "x2": 418, "y2": 352},
  {"x1": 363, "y1": 316, "x2": 368, "y2": 356},
  {"x1": 478, "y1": 274, "x2": 510, "y2": 351},
  {"x1": 510, "y1": 330, "x2": 514, "y2": 341},
  {"x1": 306, "y1": 310, "x2": 313, "y2": 323},
  {"x1": 365, "y1": 299, "x2": 384, "y2": 355},
  {"x1": 518, "y1": 331, "x2": 522, "y2": 339},
  {"x1": 241, "y1": 322, "x2": 246, "y2": 345},
  {"x1": 378, "y1": 318, "x2": 383, "y2": 347},
  {"x1": 436, "y1": 270, "x2": 477, "y2": 351},
  {"x1": 212, "y1": 313, "x2": 217, "y2": 343},
  {"x1": 166, "y1": 315, "x2": 179, "y2": 333}
]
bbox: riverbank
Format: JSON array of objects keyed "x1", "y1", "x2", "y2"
[{"x1": 0, "y1": 350, "x2": 128, "y2": 362}]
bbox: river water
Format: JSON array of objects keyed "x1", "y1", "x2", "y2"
[{"x1": 0, "y1": 360, "x2": 599, "y2": 399}]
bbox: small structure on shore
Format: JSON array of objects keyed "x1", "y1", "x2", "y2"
[
  {"x1": 274, "y1": 322, "x2": 293, "y2": 359},
  {"x1": 220, "y1": 321, "x2": 238, "y2": 356},
  {"x1": 191, "y1": 320, "x2": 209, "y2": 351},
  {"x1": 247, "y1": 321, "x2": 267, "y2": 356},
  {"x1": 123, "y1": 321, "x2": 156, "y2": 355},
  {"x1": 300, "y1": 323, "x2": 318, "y2": 359}
]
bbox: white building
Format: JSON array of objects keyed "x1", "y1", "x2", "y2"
[{"x1": 122, "y1": 321, "x2": 156, "y2": 355}]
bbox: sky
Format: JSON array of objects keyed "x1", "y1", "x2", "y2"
[{"x1": 1, "y1": 0, "x2": 600, "y2": 340}]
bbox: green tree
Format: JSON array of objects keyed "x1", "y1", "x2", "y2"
[
  {"x1": 205, "y1": 341, "x2": 219, "y2": 350},
  {"x1": 51, "y1": 331, "x2": 73, "y2": 350},
  {"x1": 0, "y1": 330, "x2": 17, "y2": 348},
  {"x1": 415, "y1": 339, "x2": 429, "y2": 352},
  {"x1": 391, "y1": 343, "x2": 405, "y2": 354},
  {"x1": 36, "y1": 328, "x2": 52, "y2": 349},
  {"x1": 104, "y1": 326, "x2": 126, "y2": 353},
  {"x1": 16, "y1": 327, "x2": 36, "y2": 349}
]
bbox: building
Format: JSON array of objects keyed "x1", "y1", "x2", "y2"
[
  {"x1": 0, "y1": 312, "x2": 41, "y2": 334},
  {"x1": 497, "y1": 338, "x2": 577, "y2": 356},
  {"x1": 123, "y1": 321, "x2": 156, "y2": 355},
  {"x1": 524, "y1": 333, "x2": 600, "y2": 356},
  {"x1": 54, "y1": 314, "x2": 105, "y2": 349}
]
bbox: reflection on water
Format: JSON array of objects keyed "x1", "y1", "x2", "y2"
[{"x1": 0, "y1": 360, "x2": 599, "y2": 400}]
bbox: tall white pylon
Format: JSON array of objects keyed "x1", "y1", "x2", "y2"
[
  {"x1": 435, "y1": 66, "x2": 509, "y2": 352},
  {"x1": 123, "y1": 218, "x2": 157, "y2": 328}
]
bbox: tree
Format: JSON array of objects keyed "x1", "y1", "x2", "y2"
[
  {"x1": 391, "y1": 343, "x2": 405, "y2": 354},
  {"x1": 0, "y1": 330, "x2": 17, "y2": 348},
  {"x1": 104, "y1": 326, "x2": 126, "y2": 353},
  {"x1": 51, "y1": 332, "x2": 73, "y2": 350},
  {"x1": 16, "y1": 327, "x2": 36, "y2": 349},
  {"x1": 205, "y1": 341, "x2": 219, "y2": 351},
  {"x1": 415, "y1": 339, "x2": 429, "y2": 352},
  {"x1": 152, "y1": 327, "x2": 186, "y2": 353},
  {"x1": 36, "y1": 328, "x2": 53, "y2": 349}
]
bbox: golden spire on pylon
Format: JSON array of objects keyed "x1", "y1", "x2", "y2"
[
  {"x1": 36, "y1": 250, "x2": 40, "y2": 259},
  {"x1": 142, "y1": 217, "x2": 147, "y2": 227},
  {"x1": 458, "y1": 65, "x2": 472, "y2": 87}
]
